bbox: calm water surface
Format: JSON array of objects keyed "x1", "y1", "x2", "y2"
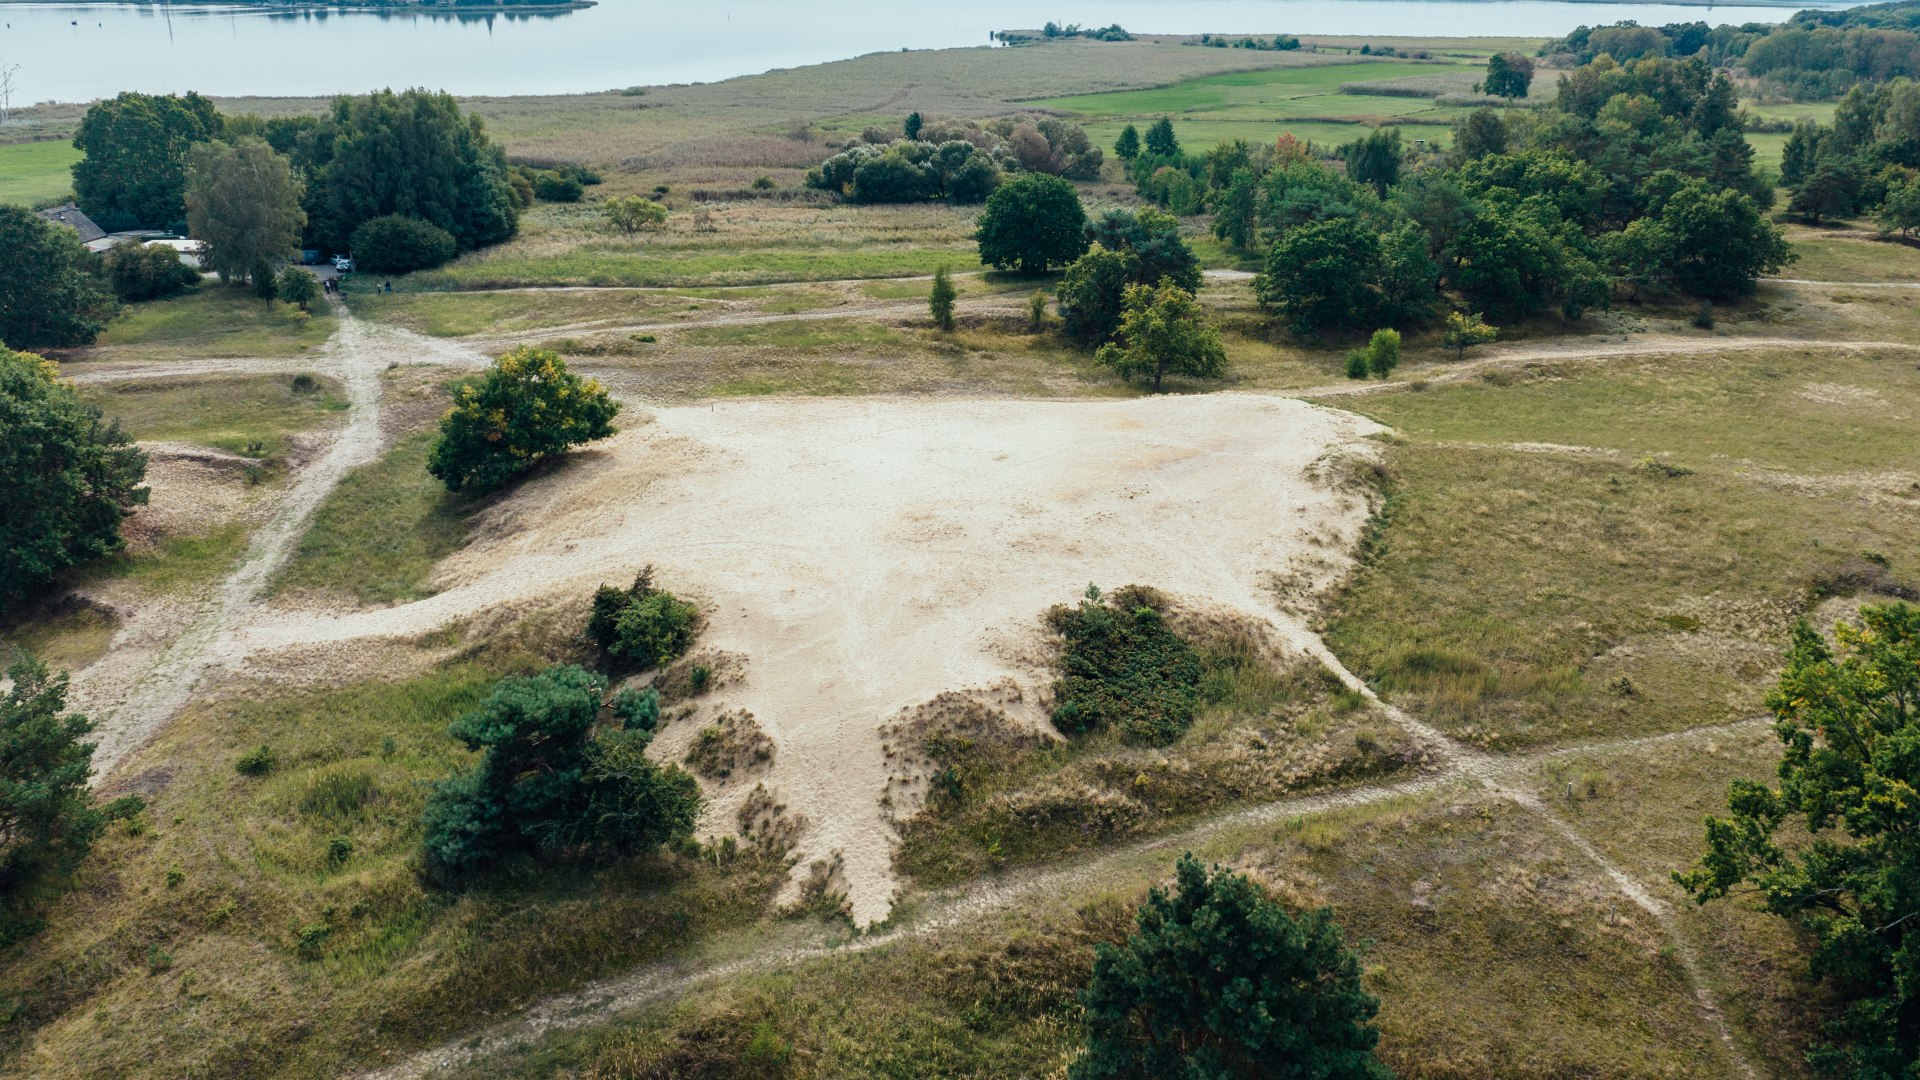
[{"x1": 0, "y1": 0, "x2": 1860, "y2": 102}]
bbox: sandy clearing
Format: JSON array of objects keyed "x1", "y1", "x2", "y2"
[{"x1": 239, "y1": 393, "x2": 1382, "y2": 924}]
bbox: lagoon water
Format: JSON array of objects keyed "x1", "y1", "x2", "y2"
[{"x1": 0, "y1": 0, "x2": 1860, "y2": 103}]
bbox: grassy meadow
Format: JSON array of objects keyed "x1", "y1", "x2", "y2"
[
  {"x1": 0, "y1": 140, "x2": 80, "y2": 207},
  {"x1": 8, "y1": 29, "x2": 1920, "y2": 1080}
]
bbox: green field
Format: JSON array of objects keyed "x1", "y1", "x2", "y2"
[
  {"x1": 1029, "y1": 60, "x2": 1473, "y2": 117},
  {"x1": 89, "y1": 288, "x2": 337, "y2": 358},
  {"x1": 0, "y1": 140, "x2": 80, "y2": 207},
  {"x1": 1034, "y1": 60, "x2": 1492, "y2": 154}
]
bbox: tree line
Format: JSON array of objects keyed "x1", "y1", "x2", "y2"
[{"x1": 1544, "y1": 1, "x2": 1920, "y2": 101}]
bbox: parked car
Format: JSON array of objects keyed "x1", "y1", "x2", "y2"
[{"x1": 332, "y1": 255, "x2": 355, "y2": 272}]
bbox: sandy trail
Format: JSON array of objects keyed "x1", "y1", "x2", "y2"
[
  {"x1": 76, "y1": 310, "x2": 481, "y2": 782},
  {"x1": 1299, "y1": 335, "x2": 1917, "y2": 400},
  {"x1": 237, "y1": 393, "x2": 1384, "y2": 925},
  {"x1": 362, "y1": 713, "x2": 1774, "y2": 1080}
]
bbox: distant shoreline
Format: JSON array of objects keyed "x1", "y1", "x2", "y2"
[{"x1": 0, "y1": 1, "x2": 596, "y2": 10}]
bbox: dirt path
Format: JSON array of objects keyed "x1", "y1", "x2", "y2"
[
  {"x1": 1298, "y1": 335, "x2": 1917, "y2": 401},
  {"x1": 362, "y1": 712, "x2": 1773, "y2": 1080},
  {"x1": 79, "y1": 308, "x2": 473, "y2": 783},
  {"x1": 1765, "y1": 277, "x2": 1920, "y2": 287}
]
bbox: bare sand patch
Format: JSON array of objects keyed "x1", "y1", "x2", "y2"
[{"x1": 237, "y1": 393, "x2": 1381, "y2": 924}]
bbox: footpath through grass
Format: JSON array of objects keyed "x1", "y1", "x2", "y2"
[
  {"x1": 1322, "y1": 348, "x2": 1920, "y2": 750},
  {"x1": 274, "y1": 429, "x2": 473, "y2": 606},
  {"x1": 0, "y1": 653, "x2": 786, "y2": 1079}
]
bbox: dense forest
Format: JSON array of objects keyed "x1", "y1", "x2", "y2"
[{"x1": 1546, "y1": 0, "x2": 1920, "y2": 99}]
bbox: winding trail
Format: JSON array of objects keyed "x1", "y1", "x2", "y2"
[
  {"x1": 362, "y1": 715, "x2": 1773, "y2": 1080},
  {"x1": 74, "y1": 281, "x2": 1824, "y2": 1076},
  {"x1": 80, "y1": 307, "x2": 480, "y2": 782}
]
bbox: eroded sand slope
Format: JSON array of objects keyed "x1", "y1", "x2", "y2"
[{"x1": 240, "y1": 394, "x2": 1382, "y2": 924}]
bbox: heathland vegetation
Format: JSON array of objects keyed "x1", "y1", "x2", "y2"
[{"x1": 5, "y1": 11, "x2": 1920, "y2": 1079}]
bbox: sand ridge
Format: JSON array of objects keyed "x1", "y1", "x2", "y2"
[{"x1": 236, "y1": 392, "x2": 1383, "y2": 924}]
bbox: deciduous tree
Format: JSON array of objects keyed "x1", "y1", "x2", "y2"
[
  {"x1": 1678, "y1": 604, "x2": 1920, "y2": 1077},
  {"x1": 0, "y1": 207, "x2": 116, "y2": 350},
  {"x1": 427, "y1": 346, "x2": 620, "y2": 493},
  {"x1": 975, "y1": 173, "x2": 1089, "y2": 274},
  {"x1": 1441, "y1": 310, "x2": 1498, "y2": 357},
  {"x1": 184, "y1": 137, "x2": 306, "y2": 285},
  {"x1": 604, "y1": 195, "x2": 668, "y2": 236},
  {"x1": 1256, "y1": 215, "x2": 1381, "y2": 335},
  {"x1": 70, "y1": 91, "x2": 222, "y2": 230},
  {"x1": 1094, "y1": 282, "x2": 1227, "y2": 392},
  {"x1": 0, "y1": 347, "x2": 148, "y2": 604}
]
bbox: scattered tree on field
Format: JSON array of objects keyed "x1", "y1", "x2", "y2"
[
  {"x1": 1073, "y1": 853, "x2": 1389, "y2": 1080},
  {"x1": 1114, "y1": 123, "x2": 1141, "y2": 161},
  {"x1": 1441, "y1": 310, "x2": 1498, "y2": 357},
  {"x1": 1144, "y1": 117, "x2": 1180, "y2": 158},
  {"x1": 103, "y1": 243, "x2": 200, "y2": 303},
  {"x1": 70, "y1": 91, "x2": 222, "y2": 230},
  {"x1": 1678, "y1": 604, "x2": 1920, "y2": 1077},
  {"x1": 1876, "y1": 177, "x2": 1920, "y2": 236},
  {"x1": 0, "y1": 207, "x2": 117, "y2": 350},
  {"x1": 1345, "y1": 350, "x2": 1370, "y2": 379},
  {"x1": 277, "y1": 267, "x2": 322, "y2": 312},
  {"x1": 604, "y1": 195, "x2": 668, "y2": 236},
  {"x1": 427, "y1": 346, "x2": 620, "y2": 493},
  {"x1": 0, "y1": 657, "x2": 143, "y2": 947},
  {"x1": 929, "y1": 264, "x2": 957, "y2": 331},
  {"x1": 184, "y1": 137, "x2": 306, "y2": 285},
  {"x1": 421, "y1": 664, "x2": 701, "y2": 878},
  {"x1": 0, "y1": 348, "x2": 148, "y2": 603},
  {"x1": 349, "y1": 215, "x2": 458, "y2": 274},
  {"x1": 1028, "y1": 288, "x2": 1048, "y2": 330},
  {"x1": 1483, "y1": 53, "x2": 1535, "y2": 98},
  {"x1": 0, "y1": 61, "x2": 19, "y2": 126},
  {"x1": 1365, "y1": 327, "x2": 1400, "y2": 378},
  {"x1": 1095, "y1": 282, "x2": 1227, "y2": 393},
  {"x1": 904, "y1": 111, "x2": 923, "y2": 140},
  {"x1": 1057, "y1": 245, "x2": 1138, "y2": 346},
  {"x1": 1789, "y1": 159, "x2": 1864, "y2": 223},
  {"x1": 588, "y1": 566, "x2": 700, "y2": 669},
  {"x1": 250, "y1": 261, "x2": 280, "y2": 303},
  {"x1": 975, "y1": 172, "x2": 1090, "y2": 274},
  {"x1": 1087, "y1": 207, "x2": 1202, "y2": 292}
]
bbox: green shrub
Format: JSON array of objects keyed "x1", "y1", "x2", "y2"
[
  {"x1": 295, "y1": 923, "x2": 331, "y2": 959},
  {"x1": 427, "y1": 346, "x2": 620, "y2": 493},
  {"x1": 610, "y1": 685, "x2": 661, "y2": 731},
  {"x1": 1366, "y1": 327, "x2": 1401, "y2": 378},
  {"x1": 102, "y1": 242, "x2": 200, "y2": 303},
  {"x1": 589, "y1": 567, "x2": 699, "y2": 669},
  {"x1": 533, "y1": 172, "x2": 585, "y2": 203},
  {"x1": 349, "y1": 214, "x2": 459, "y2": 274},
  {"x1": 1047, "y1": 585, "x2": 1205, "y2": 745},
  {"x1": 326, "y1": 836, "x2": 353, "y2": 865},
  {"x1": 234, "y1": 744, "x2": 275, "y2": 776},
  {"x1": 1346, "y1": 350, "x2": 1369, "y2": 379},
  {"x1": 290, "y1": 373, "x2": 318, "y2": 394},
  {"x1": 690, "y1": 664, "x2": 712, "y2": 693}
]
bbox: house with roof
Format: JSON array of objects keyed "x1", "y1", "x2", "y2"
[{"x1": 35, "y1": 202, "x2": 114, "y2": 252}]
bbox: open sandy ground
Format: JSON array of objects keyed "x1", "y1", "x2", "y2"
[{"x1": 234, "y1": 393, "x2": 1383, "y2": 924}]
